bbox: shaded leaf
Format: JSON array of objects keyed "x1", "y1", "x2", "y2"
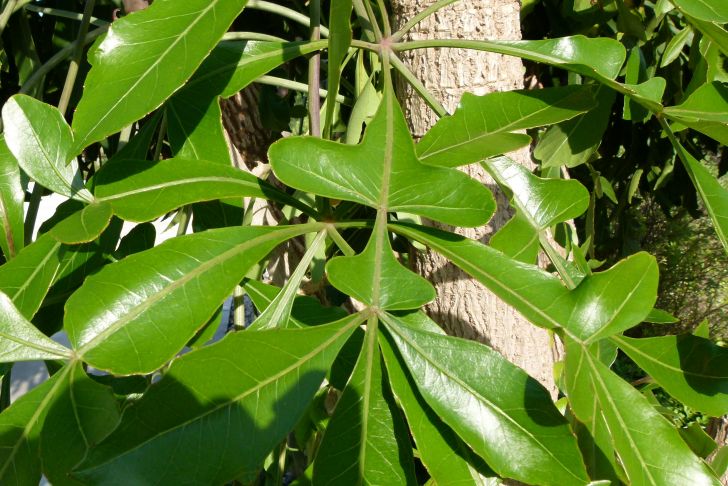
[
  {"x1": 489, "y1": 211, "x2": 540, "y2": 264},
  {"x1": 614, "y1": 334, "x2": 728, "y2": 416},
  {"x1": 314, "y1": 321, "x2": 416, "y2": 485},
  {"x1": 41, "y1": 363, "x2": 120, "y2": 486},
  {"x1": 65, "y1": 224, "x2": 322, "y2": 374},
  {"x1": 72, "y1": 0, "x2": 250, "y2": 149},
  {"x1": 2, "y1": 95, "x2": 92, "y2": 201},
  {"x1": 75, "y1": 316, "x2": 362, "y2": 484},
  {"x1": 564, "y1": 339, "x2": 720, "y2": 485},
  {"x1": 384, "y1": 319, "x2": 590, "y2": 486},
  {"x1": 270, "y1": 93, "x2": 495, "y2": 228},
  {"x1": 664, "y1": 82, "x2": 728, "y2": 145},
  {"x1": 418, "y1": 86, "x2": 596, "y2": 167}
]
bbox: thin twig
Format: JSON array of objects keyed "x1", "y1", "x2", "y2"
[
  {"x1": 58, "y1": 0, "x2": 96, "y2": 116},
  {"x1": 308, "y1": 0, "x2": 321, "y2": 137}
]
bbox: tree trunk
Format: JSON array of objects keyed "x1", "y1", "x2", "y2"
[{"x1": 390, "y1": 0, "x2": 559, "y2": 392}]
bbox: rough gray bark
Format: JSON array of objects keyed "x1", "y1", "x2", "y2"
[{"x1": 390, "y1": 0, "x2": 559, "y2": 391}]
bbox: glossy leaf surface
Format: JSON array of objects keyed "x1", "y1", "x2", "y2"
[
  {"x1": 2, "y1": 95, "x2": 92, "y2": 201},
  {"x1": 0, "y1": 291, "x2": 70, "y2": 361},
  {"x1": 94, "y1": 158, "x2": 307, "y2": 222},
  {"x1": 75, "y1": 317, "x2": 361, "y2": 484},
  {"x1": 664, "y1": 82, "x2": 728, "y2": 145},
  {"x1": 0, "y1": 233, "x2": 63, "y2": 319},
  {"x1": 65, "y1": 225, "x2": 319, "y2": 374},
  {"x1": 671, "y1": 0, "x2": 728, "y2": 23},
  {"x1": 391, "y1": 223, "x2": 657, "y2": 340},
  {"x1": 614, "y1": 334, "x2": 728, "y2": 416},
  {"x1": 384, "y1": 320, "x2": 589, "y2": 485},
  {"x1": 72, "y1": 0, "x2": 250, "y2": 149},
  {"x1": 0, "y1": 137, "x2": 24, "y2": 259},
  {"x1": 564, "y1": 339, "x2": 720, "y2": 485},
  {"x1": 270, "y1": 93, "x2": 495, "y2": 228},
  {"x1": 418, "y1": 86, "x2": 595, "y2": 167},
  {"x1": 50, "y1": 202, "x2": 113, "y2": 245},
  {"x1": 379, "y1": 315, "x2": 493, "y2": 484},
  {"x1": 314, "y1": 322, "x2": 416, "y2": 485},
  {"x1": 41, "y1": 362, "x2": 120, "y2": 486}
]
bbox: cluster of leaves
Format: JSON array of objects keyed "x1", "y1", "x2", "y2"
[
  {"x1": 522, "y1": 0, "x2": 728, "y2": 332},
  {"x1": 0, "y1": 0, "x2": 726, "y2": 485}
]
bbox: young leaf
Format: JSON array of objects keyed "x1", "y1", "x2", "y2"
[
  {"x1": 74, "y1": 316, "x2": 362, "y2": 484},
  {"x1": 269, "y1": 93, "x2": 495, "y2": 228},
  {"x1": 0, "y1": 291, "x2": 71, "y2": 362},
  {"x1": 0, "y1": 137, "x2": 24, "y2": 259},
  {"x1": 489, "y1": 211, "x2": 540, "y2": 264},
  {"x1": 314, "y1": 318, "x2": 416, "y2": 485},
  {"x1": 614, "y1": 334, "x2": 728, "y2": 416},
  {"x1": 417, "y1": 85, "x2": 596, "y2": 167},
  {"x1": 72, "y1": 0, "x2": 251, "y2": 149},
  {"x1": 664, "y1": 82, "x2": 728, "y2": 145},
  {"x1": 2, "y1": 95, "x2": 93, "y2": 202},
  {"x1": 379, "y1": 314, "x2": 496, "y2": 484},
  {"x1": 41, "y1": 362, "x2": 120, "y2": 486},
  {"x1": 0, "y1": 233, "x2": 64, "y2": 319},
  {"x1": 94, "y1": 158, "x2": 314, "y2": 221},
  {"x1": 65, "y1": 224, "x2": 323, "y2": 375},
  {"x1": 50, "y1": 202, "x2": 114, "y2": 245},
  {"x1": 383, "y1": 319, "x2": 590, "y2": 486},
  {"x1": 564, "y1": 339, "x2": 721, "y2": 485}
]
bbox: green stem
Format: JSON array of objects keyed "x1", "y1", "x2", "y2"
[
  {"x1": 390, "y1": 0, "x2": 459, "y2": 42},
  {"x1": 362, "y1": 0, "x2": 383, "y2": 40},
  {"x1": 232, "y1": 285, "x2": 246, "y2": 330},
  {"x1": 351, "y1": 0, "x2": 376, "y2": 41},
  {"x1": 246, "y1": 0, "x2": 329, "y2": 37},
  {"x1": 221, "y1": 31, "x2": 286, "y2": 42},
  {"x1": 350, "y1": 39, "x2": 380, "y2": 52},
  {"x1": 255, "y1": 75, "x2": 353, "y2": 106},
  {"x1": 20, "y1": 26, "x2": 107, "y2": 95},
  {"x1": 326, "y1": 225, "x2": 356, "y2": 256},
  {"x1": 308, "y1": 0, "x2": 322, "y2": 138},
  {"x1": 375, "y1": 0, "x2": 391, "y2": 37},
  {"x1": 0, "y1": 0, "x2": 19, "y2": 35},
  {"x1": 538, "y1": 233, "x2": 578, "y2": 290},
  {"x1": 57, "y1": 0, "x2": 96, "y2": 117},
  {"x1": 0, "y1": 367, "x2": 10, "y2": 412},
  {"x1": 389, "y1": 53, "x2": 448, "y2": 118},
  {"x1": 23, "y1": 4, "x2": 108, "y2": 27}
]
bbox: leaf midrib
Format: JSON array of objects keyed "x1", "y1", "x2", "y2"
[{"x1": 96, "y1": 175, "x2": 261, "y2": 202}]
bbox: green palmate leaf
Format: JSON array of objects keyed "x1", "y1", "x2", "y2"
[
  {"x1": 243, "y1": 279, "x2": 347, "y2": 327},
  {"x1": 65, "y1": 224, "x2": 322, "y2": 375},
  {"x1": 94, "y1": 158, "x2": 313, "y2": 222},
  {"x1": 391, "y1": 223, "x2": 657, "y2": 341},
  {"x1": 614, "y1": 334, "x2": 728, "y2": 416},
  {"x1": 564, "y1": 339, "x2": 720, "y2": 485},
  {"x1": 2, "y1": 95, "x2": 93, "y2": 202},
  {"x1": 50, "y1": 202, "x2": 114, "y2": 245},
  {"x1": 0, "y1": 233, "x2": 64, "y2": 319},
  {"x1": 535, "y1": 85, "x2": 616, "y2": 168},
  {"x1": 671, "y1": 0, "x2": 728, "y2": 23},
  {"x1": 674, "y1": 141, "x2": 728, "y2": 252},
  {"x1": 486, "y1": 156, "x2": 590, "y2": 229},
  {"x1": 384, "y1": 319, "x2": 589, "y2": 485},
  {"x1": 41, "y1": 362, "x2": 120, "y2": 486},
  {"x1": 314, "y1": 319, "x2": 416, "y2": 485},
  {"x1": 249, "y1": 231, "x2": 327, "y2": 330},
  {"x1": 0, "y1": 291, "x2": 71, "y2": 361},
  {"x1": 72, "y1": 0, "x2": 250, "y2": 150},
  {"x1": 379, "y1": 313, "x2": 495, "y2": 484},
  {"x1": 664, "y1": 82, "x2": 728, "y2": 145},
  {"x1": 324, "y1": 0, "x2": 353, "y2": 135},
  {"x1": 489, "y1": 211, "x2": 540, "y2": 263},
  {"x1": 167, "y1": 40, "x2": 325, "y2": 162},
  {"x1": 75, "y1": 316, "x2": 362, "y2": 484},
  {"x1": 417, "y1": 86, "x2": 596, "y2": 167},
  {"x1": 270, "y1": 93, "x2": 495, "y2": 228},
  {"x1": 0, "y1": 137, "x2": 24, "y2": 259},
  {"x1": 327, "y1": 231, "x2": 435, "y2": 310}
]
